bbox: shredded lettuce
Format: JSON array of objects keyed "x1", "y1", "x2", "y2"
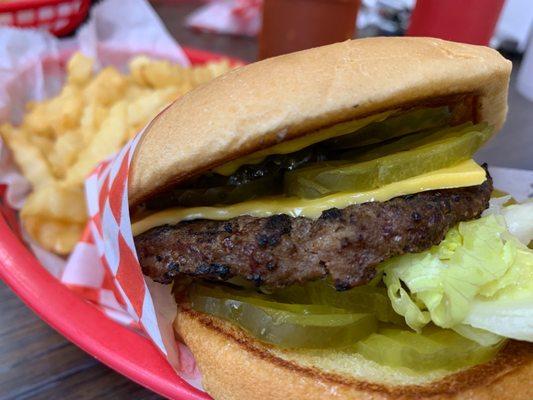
[
  {"x1": 380, "y1": 203, "x2": 533, "y2": 344},
  {"x1": 496, "y1": 201, "x2": 533, "y2": 246},
  {"x1": 464, "y1": 296, "x2": 533, "y2": 342},
  {"x1": 452, "y1": 324, "x2": 503, "y2": 346}
]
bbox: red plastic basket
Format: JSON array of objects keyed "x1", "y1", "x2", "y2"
[{"x1": 0, "y1": 0, "x2": 90, "y2": 37}]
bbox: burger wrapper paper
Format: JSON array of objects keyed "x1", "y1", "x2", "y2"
[
  {"x1": 82, "y1": 132, "x2": 201, "y2": 385},
  {"x1": 1, "y1": 1, "x2": 533, "y2": 394}
]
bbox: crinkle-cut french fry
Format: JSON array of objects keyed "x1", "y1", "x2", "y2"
[
  {"x1": 67, "y1": 52, "x2": 94, "y2": 86},
  {"x1": 23, "y1": 215, "x2": 85, "y2": 255},
  {"x1": 0, "y1": 124, "x2": 55, "y2": 187},
  {"x1": 126, "y1": 86, "x2": 179, "y2": 137},
  {"x1": 84, "y1": 67, "x2": 128, "y2": 106},
  {"x1": 79, "y1": 102, "x2": 109, "y2": 143},
  {"x1": 65, "y1": 101, "x2": 129, "y2": 184},
  {"x1": 21, "y1": 183, "x2": 86, "y2": 255},
  {"x1": 48, "y1": 129, "x2": 85, "y2": 178}
]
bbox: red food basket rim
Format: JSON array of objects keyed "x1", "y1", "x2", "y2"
[
  {"x1": 0, "y1": 0, "x2": 91, "y2": 37},
  {"x1": 0, "y1": 47, "x2": 244, "y2": 400},
  {"x1": 0, "y1": 0, "x2": 85, "y2": 13}
]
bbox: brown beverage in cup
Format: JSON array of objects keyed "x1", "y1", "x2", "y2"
[{"x1": 259, "y1": 0, "x2": 360, "y2": 60}]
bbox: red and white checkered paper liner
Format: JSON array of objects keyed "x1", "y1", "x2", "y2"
[
  {"x1": 0, "y1": 124, "x2": 201, "y2": 380},
  {"x1": 62, "y1": 138, "x2": 144, "y2": 330},
  {"x1": 60, "y1": 126, "x2": 201, "y2": 383}
]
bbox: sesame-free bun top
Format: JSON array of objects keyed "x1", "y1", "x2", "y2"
[{"x1": 129, "y1": 37, "x2": 511, "y2": 206}]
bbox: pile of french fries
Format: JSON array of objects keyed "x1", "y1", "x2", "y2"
[{"x1": 1, "y1": 53, "x2": 234, "y2": 254}]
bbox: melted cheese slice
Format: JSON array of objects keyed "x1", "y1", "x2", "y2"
[
  {"x1": 133, "y1": 159, "x2": 486, "y2": 236},
  {"x1": 213, "y1": 111, "x2": 393, "y2": 176}
]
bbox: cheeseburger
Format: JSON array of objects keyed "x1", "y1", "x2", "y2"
[{"x1": 130, "y1": 38, "x2": 533, "y2": 399}]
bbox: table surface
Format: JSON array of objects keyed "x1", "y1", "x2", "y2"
[{"x1": 1, "y1": 1, "x2": 532, "y2": 400}]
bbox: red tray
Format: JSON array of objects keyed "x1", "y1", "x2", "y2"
[{"x1": 0, "y1": 47, "x2": 241, "y2": 400}]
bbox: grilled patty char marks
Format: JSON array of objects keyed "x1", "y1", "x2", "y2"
[{"x1": 135, "y1": 175, "x2": 493, "y2": 290}]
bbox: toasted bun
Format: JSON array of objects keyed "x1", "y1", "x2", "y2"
[
  {"x1": 129, "y1": 37, "x2": 511, "y2": 206},
  {"x1": 175, "y1": 308, "x2": 533, "y2": 400}
]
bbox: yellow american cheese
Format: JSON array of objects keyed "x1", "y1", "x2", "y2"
[{"x1": 132, "y1": 159, "x2": 486, "y2": 236}]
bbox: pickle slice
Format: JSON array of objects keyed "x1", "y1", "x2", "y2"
[
  {"x1": 355, "y1": 327, "x2": 503, "y2": 371},
  {"x1": 285, "y1": 123, "x2": 491, "y2": 199},
  {"x1": 327, "y1": 106, "x2": 451, "y2": 150},
  {"x1": 193, "y1": 283, "x2": 349, "y2": 314},
  {"x1": 272, "y1": 280, "x2": 404, "y2": 325},
  {"x1": 189, "y1": 284, "x2": 377, "y2": 348},
  {"x1": 341, "y1": 122, "x2": 484, "y2": 162},
  {"x1": 187, "y1": 282, "x2": 502, "y2": 370}
]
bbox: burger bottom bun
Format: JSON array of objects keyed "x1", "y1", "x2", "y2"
[{"x1": 174, "y1": 307, "x2": 533, "y2": 400}]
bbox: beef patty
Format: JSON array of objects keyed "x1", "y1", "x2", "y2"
[{"x1": 135, "y1": 174, "x2": 492, "y2": 290}]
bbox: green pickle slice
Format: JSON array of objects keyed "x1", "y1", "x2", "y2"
[
  {"x1": 188, "y1": 282, "x2": 502, "y2": 371},
  {"x1": 285, "y1": 123, "x2": 492, "y2": 199},
  {"x1": 272, "y1": 279, "x2": 404, "y2": 325},
  {"x1": 327, "y1": 106, "x2": 451, "y2": 150},
  {"x1": 355, "y1": 327, "x2": 503, "y2": 371},
  {"x1": 342, "y1": 122, "x2": 485, "y2": 162},
  {"x1": 188, "y1": 283, "x2": 377, "y2": 349}
]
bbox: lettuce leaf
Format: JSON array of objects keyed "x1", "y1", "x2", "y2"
[
  {"x1": 380, "y1": 203, "x2": 533, "y2": 343},
  {"x1": 489, "y1": 200, "x2": 533, "y2": 246},
  {"x1": 452, "y1": 324, "x2": 503, "y2": 346},
  {"x1": 464, "y1": 296, "x2": 533, "y2": 342},
  {"x1": 479, "y1": 196, "x2": 533, "y2": 246}
]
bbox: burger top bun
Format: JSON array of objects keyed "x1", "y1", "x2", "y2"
[{"x1": 129, "y1": 37, "x2": 511, "y2": 206}]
